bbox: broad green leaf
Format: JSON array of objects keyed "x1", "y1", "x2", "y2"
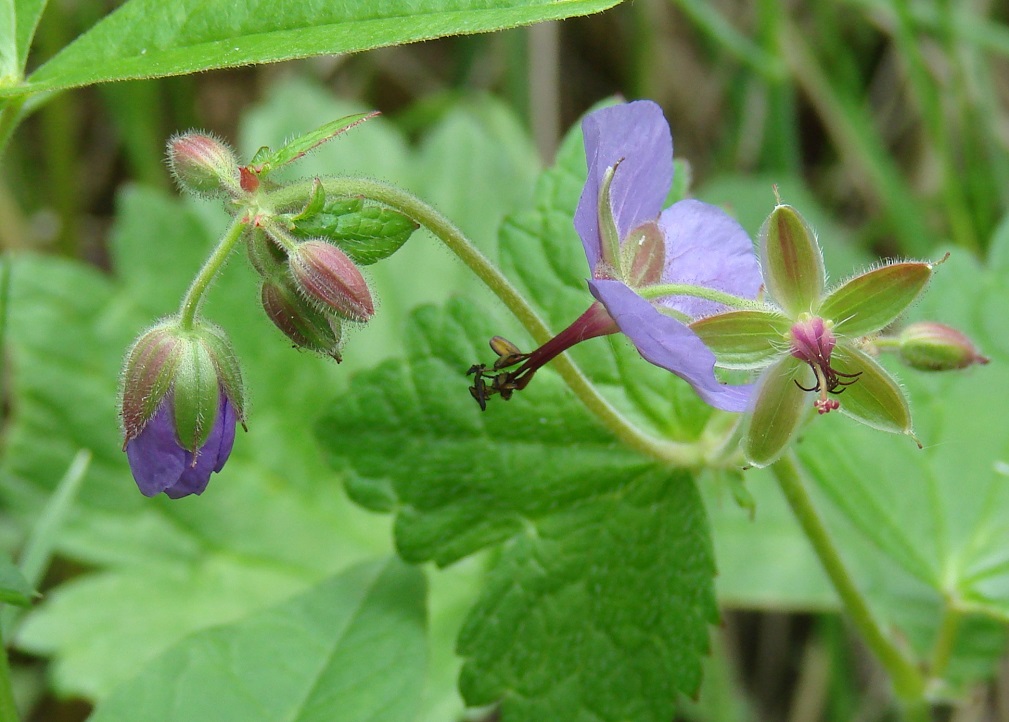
[
  {"x1": 819, "y1": 261, "x2": 934, "y2": 338},
  {"x1": 12, "y1": 0, "x2": 46, "y2": 75},
  {"x1": 316, "y1": 299, "x2": 719, "y2": 721},
  {"x1": 690, "y1": 309, "x2": 791, "y2": 369},
  {"x1": 758, "y1": 204, "x2": 825, "y2": 316},
  {"x1": 89, "y1": 558, "x2": 427, "y2": 722},
  {"x1": 290, "y1": 198, "x2": 418, "y2": 266},
  {"x1": 0, "y1": 0, "x2": 15, "y2": 81},
  {"x1": 13, "y1": 0, "x2": 623, "y2": 96},
  {"x1": 0, "y1": 557, "x2": 33, "y2": 606}
]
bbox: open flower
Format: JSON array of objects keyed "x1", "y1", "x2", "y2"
[
  {"x1": 470, "y1": 100, "x2": 762, "y2": 411},
  {"x1": 120, "y1": 320, "x2": 245, "y2": 498},
  {"x1": 691, "y1": 202, "x2": 942, "y2": 466}
]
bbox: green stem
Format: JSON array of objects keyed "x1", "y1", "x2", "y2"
[
  {"x1": 0, "y1": 98, "x2": 25, "y2": 161},
  {"x1": 266, "y1": 178, "x2": 702, "y2": 466},
  {"x1": 178, "y1": 215, "x2": 248, "y2": 330},
  {"x1": 0, "y1": 626, "x2": 19, "y2": 722},
  {"x1": 927, "y1": 599, "x2": 962, "y2": 681},
  {"x1": 770, "y1": 452, "x2": 926, "y2": 703},
  {"x1": 638, "y1": 283, "x2": 769, "y2": 310}
]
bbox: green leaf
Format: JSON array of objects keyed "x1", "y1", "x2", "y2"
[
  {"x1": 11, "y1": 0, "x2": 46, "y2": 76},
  {"x1": 690, "y1": 309, "x2": 791, "y2": 369},
  {"x1": 13, "y1": 0, "x2": 623, "y2": 96},
  {"x1": 88, "y1": 558, "x2": 427, "y2": 722},
  {"x1": 0, "y1": 557, "x2": 33, "y2": 606},
  {"x1": 0, "y1": 0, "x2": 16, "y2": 82},
  {"x1": 757, "y1": 204, "x2": 825, "y2": 317},
  {"x1": 819, "y1": 261, "x2": 934, "y2": 338},
  {"x1": 252, "y1": 112, "x2": 377, "y2": 175},
  {"x1": 316, "y1": 300, "x2": 718, "y2": 721},
  {"x1": 290, "y1": 198, "x2": 418, "y2": 266}
]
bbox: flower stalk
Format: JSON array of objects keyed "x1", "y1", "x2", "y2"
[
  {"x1": 178, "y1": 215, "x2": 249, "y2": 330},
  {"x1": 770, "y1": 452, "x2": 925, "y2": 702}
]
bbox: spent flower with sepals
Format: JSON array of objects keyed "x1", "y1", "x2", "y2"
[
  {"x1": 691, "y1": 201, "x2": 958, "y2": 467},
  {"x1": 469, "y1": 100, "x2": 762, "y2": 411}
]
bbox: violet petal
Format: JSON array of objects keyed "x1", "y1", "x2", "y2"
[
  {"x1": 125, "y1": 399, "x2": 187, "y2": 497},
  {"x1": 655, "y1": 199, "x2": 762, "y2": 318},
  {"x1": 165, "y1": 393, "x2": 237, "y2": 498},
  {"x1": 574, "y1": 101, "x2": 673, "y2": 274},
  {"x1": 589, "y1": 279, "x2": 753, "y2": 412}
]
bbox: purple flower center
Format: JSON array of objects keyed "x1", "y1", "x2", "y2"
[{"x1": 789, "y1": 317, "x2": 860, "y2": 414}]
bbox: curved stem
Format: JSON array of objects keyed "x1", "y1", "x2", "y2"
[
  {"x1": 638, "y1": 283, "x2": 769, "y2": 310},
  {"x1": 266, "y1": 178, "x2": 702, "y2": 465},
  {"x1": 178, "y1": 215, "x2": 247, "y2": 330},
  {"x1": 770, "y1": 452, "x2": 926, "y2": 703},
  {"x1": 0, "y1": 627, "x2": 18, "y2": 722}
]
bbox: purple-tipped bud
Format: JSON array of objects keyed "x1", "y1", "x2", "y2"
[
  {"x1": 167, "y1": 132, "x2": 241, "y2": 198},
  {"x1": 120, "y1": 319, "x2": 244, "y2": 498},
  {"x1": 897, "y1": 322, "x2": 990, "y2": 371},
  {"x1": 288, "y1": 240, "x2": 374, "y2": 323},
  {"x1": 261, "y1": 279, "x2": 344, "y2": 361}
]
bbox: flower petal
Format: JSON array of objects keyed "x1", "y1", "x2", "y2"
[
  {"x1": 589, "y1": 279, "x2": 753, "y2": 412},
  {"x1": 742, "y1": 356, "x2": 810, "y2": 468},
  {"x1": 655, "y1": 199, "x2": 762, "y2": 317},
  {"x1": 125, "y1": 398, "x2": 187, "y2": 497},
  {"x1": 574, "y1": 101, "x2": 672, "y2": 274},
  {"x1": 164, "y1": 394, "x2": 237, "y2": 498}
]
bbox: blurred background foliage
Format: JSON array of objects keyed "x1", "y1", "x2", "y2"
[{"x1": 1, "y1": 0, "x2": 1009, "y2": 720}]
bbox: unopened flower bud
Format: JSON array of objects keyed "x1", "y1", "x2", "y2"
[
  {"x1": 897, "y1": 322, "x2": 989, "y2": 371},
  {"x1": 288, "y1": 239, "x2": 374, "y2": 323},
  {"x1": 167, "y1": 132, "x2": 241, "y2": 198},
  {"x1": 120, "y1": 319, "x2": 245, "y2": 498},
  {"x1": 261, "y1": 278, "x2": 344, "y2": 361}
]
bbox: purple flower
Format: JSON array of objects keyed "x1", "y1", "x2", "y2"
[
  {"x1": 469, "y1": 101, "x2": 762, "y2": 412},
  {"x1": 126, "y1": 391, "x2": 237, "y2": 498}
]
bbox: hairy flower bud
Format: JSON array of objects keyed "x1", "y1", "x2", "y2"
[
  {"x1": 261, "y1": 278, "x2": 344, "y2": 361},
  {"x1": 167, "y1": 132, "x2": 241, "y2": 198},
  {"x1": 897, "y1": 322, "x2": 989, "y2": 371},
  {"x1": 288, "y1": 239, "x2": 374, "y2": 323},
  {"x1": 120, "y1": 319, "x2": 245, "y2": 498}
]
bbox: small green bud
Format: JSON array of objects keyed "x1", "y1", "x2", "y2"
[
  {"x1": 166, "y1": 132, "x2": 241, "y2": 198},
  {"x1": 896, "y1": 322, "x2": 989, "y2": 371}
]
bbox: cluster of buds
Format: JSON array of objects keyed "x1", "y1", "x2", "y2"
[{"x1": 122, "y1": 121, "x2": 400, "y2": 498}]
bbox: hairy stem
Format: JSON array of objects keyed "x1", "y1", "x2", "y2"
[
  {"x1": 267, "y1": 178, "x2": 703, "y2": 465},
  {"x1": 178, "y1": 215, "x2": 248, "y2": 330},
  {"x1": 770, "y1": 452, "x2": 926, "y2": 703},
  {"x1": 638, "y1": 283, "x2": 770, "y2": 310}
]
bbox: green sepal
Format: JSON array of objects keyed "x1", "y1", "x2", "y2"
[
  {"x1": 251, "y1": 112, "x2": 378, "y2": 177},
  {"x1": 171, "y1": 338, "x2": 221, "y2": 452},
  {"x1": 290, "y1": 198, "x2": 417, "y2": 266},
  {"x1": 690, "y1": 309, "x2": 792, "y2": 369},
  {"x1": 832, "y1": 343, "x2": 914, "y2": 437},
  {"x1": 246, "y1": 226, "x2": 288, "y2": 278},
  {"x1": 197, "y1": 324, "x2": 246, "y2": 423},
  {"x1": 621, "y1": 221, "x2": 665, "y2": 288},
  {"x1": 819, "y1": 261, "x2": 933, "y2": 338},
  {"x1": 743, "y1": 356, "x2": 810, "y2": 468},
  {"x1": 290, "y1": 178, "x2": 327, "y2": 222},
  {"x1": 260, "y1": 278, "x2": 344, "y2": 361},
  {"x1": 759, "y1": 204, "x2": 825, "y2": 316},
  {"x1": 597, "y1": 162, "x2": 623, "y2": 274},
  {"x1": 120, "y1": 322, "x2": 183, "y2": 440}
]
